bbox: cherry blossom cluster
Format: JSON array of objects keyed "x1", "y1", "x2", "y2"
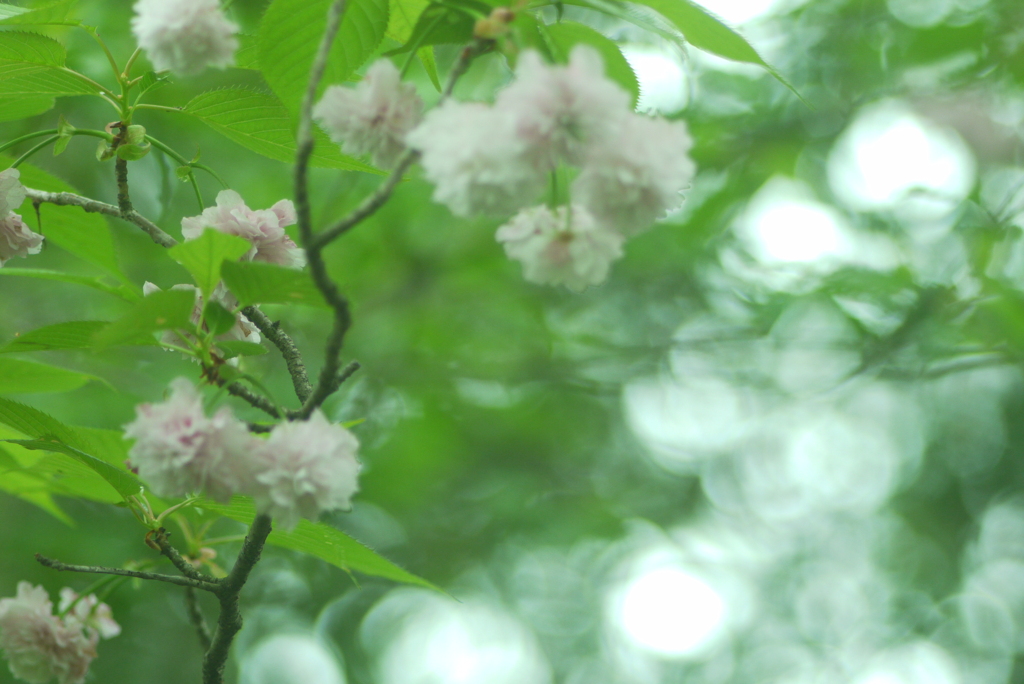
[
  {"x1": 0, "y1": 169, "x2": 44, "y2": 269},
  {"x1": 0, "y1": 583, "x2": 119, "y2": 684},
  {"x1": 181, "y1": 190, "x2": 306, "y2": 269},
  {"x1": 312, "y1": 48, "x2": 696, "y2": 291},
  {"x1": 124, "y1": 378, "x2": 361, "y2": 530},
  {"x1": 131, "y1": 0, "x2": 238, "y2": 75},
  {"x1": 144, "y1": 191, "x2": 304, "y2": 354}
]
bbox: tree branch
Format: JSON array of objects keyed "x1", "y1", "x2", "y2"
[
  {"x1": 25, "y1": 187, "x2": 178, "y2": 249},
  {"x1": 292, "y1": 0, "x2": 355, "y2": 421},
  {"x1": 242, "y1": 306, "x2": 312, "y2": 403},
  {"x1": 312, "y1": 42, "x2": 482, "y2": 249},
  {"x1": 153, "y1": 527, "x2": 217, "y2": 583},
  {"x1": 35, "y1": 554, "x2": 217, "y2": 592},
  {"x1": 185, "y1": 586, "x2": 213, "y2": 652},
  {"x1": 203, "y1": 515, "x2": 272, "y2": 684}
]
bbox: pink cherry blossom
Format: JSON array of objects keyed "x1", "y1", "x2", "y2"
[
  {"x1": 123, "y1": 377, "x2": 257, "y2": 501},
  {"x1": 496, "y1": 204, "x2": 624, "y2": 291},
  {"x1": 131, "y1": 0, "x2": 238, "y2": 75},
  {"x1": 142, "y1": 282, "x2": 260, "y2": 353},
  {"x1": 0, "y1": 583, "x2": 113, "y2": 684},
  {"x1": 314, "y1": 59, "x2": 424, "y2": 168},
  {"x1": 406, "y1": 101, "x2": 545, "y2": 217},
  {"x1": 0, "y1": 214, "x2": 43, "y2": 267},
  {"x1": 181, "y1": 190, "x2": 305, "y2": 269},
  {"x1": 250, "y1": 410, "x2": 361, "y2": 530},
  {"x1": 495, "y1": 46, "x2": 632, "y2": 169},
  {"x1": 573, "y1": 114, "x2": 696, "y2": 236}
]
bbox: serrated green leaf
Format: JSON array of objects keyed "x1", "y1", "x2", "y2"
[
  {"x1": 258, "y1": 0, "x2": 389, "y2": 114},
  {"x1": 543, "y1": 21, "x2": 639, "y2": 107},
  {"x1": 9, "y1": 160, "x2": 126, "y2": 282},
  {"x1": 0, "y1": 0, "x2": 78, "y2": 26},
  {"x1": 0, "y1": 268, "x2": 139, "y2": 301},
  {"x1": 199, "y1": 497, "x2": 437, "y2": 589},
  {"x1": 0, "y1": 320, "x2": 109, "y2": 353},
  {"x1": 183, "y1": 88, "x2": 381, "y2": 173},
  {"x1": 93, "y1": 288, "x2": 196, "y2": 348},
  {"x1": 204, "y1": 300, "x2": 237, "y2": 336},
  {"x1": 168, "y1": 229, "x2": 251, "y2": 299},
  {"x1": 0, "y1": 358, "x2": 97, "y2": 394},
  {"x1": 4, "y1": 440, "x2": 142, "y2": 499},
  {"x1": 137, "y1": 70, "x2": 169, "y2": 97},
  {"x1": 221, "y1": 261, "x2": 329, "y2": 309},
  {"x1": 215, "y1": 340, "x2": 268, "y2": 359},
  {"x1": 0, "y1": 31, "x2": 66, "y2": 66},
  {"x1": 0, "y1": 63, "x2": 97, "y2": 97},
  {"x1": 0, "y1": 397, "x2": 143, "y2": 500},
  {"x1": 387, "y1": 0, "x2": 429, "y2": 43}
]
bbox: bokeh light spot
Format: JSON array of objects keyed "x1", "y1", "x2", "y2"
[{"x1": 613, "y1": 566, "x2": 727, "y2": 657}]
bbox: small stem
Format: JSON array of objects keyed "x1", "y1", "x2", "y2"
[
  {"x1": 10, "y1": 136, "x2": 59, "y2": 168},
  {"x1": 146, "y1": 135, "x2": 205, "y2": 210},
  {"x1": 154, "y1": 527, "x2": 217, "y2": 583},
  {"x1": 36, "y1": 554, "x2": 218, "y2": 592},
  {"x1": 123, "y1": 47, "x2": 144, "y2": 79},
  {"x1": 185, "y1": 586, "x2": 213, "y2": 652},
  {"x1": 26, "y1": 187, "x2": 176, "y2": 248},
  {"x1": 0, "y1": 129, "x2": 58, "y2": 156},
  {"x1": 85, "y1": 28, "x2": 122, "y2": 86},
  {"x1": 134, "y1": 103, "x2": 184, "y2": 114}
]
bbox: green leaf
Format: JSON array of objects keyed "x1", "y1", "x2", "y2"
[
  {"x1": 234, "y1": 34, "x2": 259, "y2": 69},
  {"x1": 221, "y1": 261, "x2": 329, "y2": 309},
  {"x1": 418, "y1": 46, "x2": 440, "y2": 91},
  {"x1": 385, "y1": 0, "x2": 488, "y2": 55},
  {"x1": 0, "y1": 31, "x2": 66, "y2": 66},
  {"x1": 4, "y1": 440, "x2": 142, "y2": 499},
  {"x1": 0, "y1": 0, "x2": 78, "y2": 25},
  {"x1": 627, "y1": 0, "x2": 765, "y2": 66},
  {"x1": 0, "y1": 64, "x2": 98, "y2": 97},
  {"x1": 0, "y1": 358, "x2": 97, "y2": 394},
  {"x1": 0, "y1": 268, "x2": 139, "y2": 301},
  {"x1": 387, "y1": 0, "x2": 429, "y2": 43},
  {"x1": 0, "y1": 96, "x2": 54, "y2": 121},
  {"x1": 543, "y1": 21, "x2": 639, "y2": 107},
  {"x1": 215, "y1": 340, "x2": 268, "y2": 359},
  {"x1": 258, "y1": 0, "x2": 389, "y2": 114},
  {"x1": 113, "y1": 144, "x2": 149, "y2": 161},
  {"x1": 93, "y1": 288, "x2": 197, "y2": 348},
  {"x1": 0, "y1": 397, "x2": 143, "y2": 500},
  {"x1": 183, "y1": 88, "x2": 381, "y2": 173},
  {"x1": 0, "y1": 320, "x2": 110, "y2": 353},
  {"x1": 10, "y1": 160, "x2": 126, "y2": 282},
  {"x1": 200, "y1": 497, "x2": 437, "y2": 589},
  {"x1": 168, "y1": 229, "x2": 251, "y2": 299},
  {"x1": 204, "y1": 300, "x2": 237, "y2": 336}
]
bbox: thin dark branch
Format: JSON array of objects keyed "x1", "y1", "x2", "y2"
[
  {"x1": 35, "y1": 554, "x2": 217, "y2": 592},
  {"x1": 292, "y1": 0, "x2": 355, "y2": 421},
  {"x1": 242, "y1": 306, "x2": 312, "y2": 403},
  {"x1": 203, "y1": 515, "x2": 272, "y2": 684},
  {"x1": 185, "y1": 586, "x2": 213, "y2": 652},
  {"x1": 334, "y1": 360, "x2": 361, "y2": 390},
  {"x1": 312, "y1": 151, "x2": 418, "y2": 248},
  {"x1": 115, "y1": 157, "x2": 133, "y2": 216},
  {"x1": 25, "y1": 187, "x2": 177, "y2": 248},
  {"x1": 221, "y1": 378, "x2": 282, "y2": 419},
  {"x1": 153, "y1": 527, "x2": 218, "y2": 583},
  {"x1": 313, "y1": 42, "x2": 482, "y2": 249}
]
